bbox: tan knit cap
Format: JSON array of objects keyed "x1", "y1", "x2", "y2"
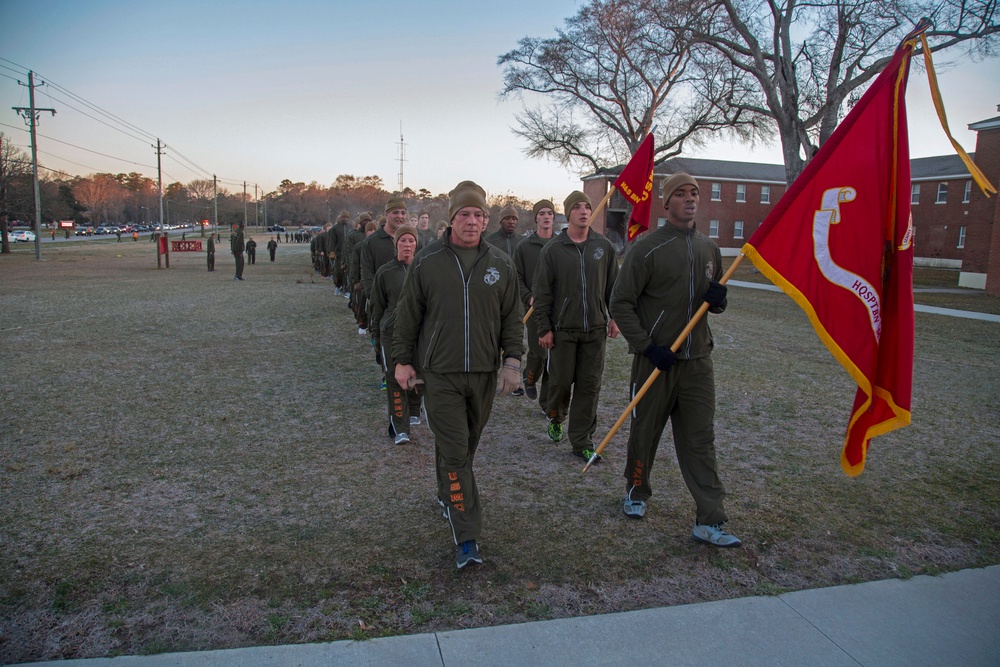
[
  {"x1": 498, "y1": 205, "x2": 518, "y2": 221},
  {"x1": 532, "y1": 199, "x2": 555, "y2": 219},
  {"x1": 563, "y1": 191, "x2": 591, "y2": 214},
  {"x1": 385, "y1": 197, "x2": 407, "y2": 213},
  {"x1": 448, "y1": 181, "x2": 488, "y2": 221},
  {"x1": 661, "y1": 172, "x2": 699, "y2": 201},
  {"x1": 393, "y1": 224, "x2": 418, "y2": 245}
]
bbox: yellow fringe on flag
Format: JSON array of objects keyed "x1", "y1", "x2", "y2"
[{"x1": 918, "y1": 34, "x2": 997, "y2": 197}]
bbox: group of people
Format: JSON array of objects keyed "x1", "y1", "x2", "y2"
[
  {"x1": 318, "y1": 174, "x2": 741, "y2": 569},
  {"x1": 211, "y1": 225, "x2": 280, "y2": 278}
]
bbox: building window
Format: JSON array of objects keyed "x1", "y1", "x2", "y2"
[
  {"x1": 709, "y1": 220, "x2": 719, "y2": 238},
  {"x1": 911, "y1": 183, "x2": 920, "y2": 205},
  {"x1": 736, "y1": 184, "x2": 746, "y2": 202},
  {"x1": 734, "y1": 220, "x2": 744, "y2": 239},
  {"x1": 936, "y1": 182, "x2": 948, "y2": 204},
  {"x1": 760, "y1": 185, "x2": 770, "y2": 204},
  {"x1": 711, "y1": 183, "x2": 721, "y2": 201},
  {"x1": 963, "y1": 180, "x2": 972, "y2": 203},
  {"x1": 958, "y1": 226, "x2": 966, "y2": 249}
]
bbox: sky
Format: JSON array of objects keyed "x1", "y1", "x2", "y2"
[{"x1": 1, "y1": 0, "x2": 998, "y2": 203}]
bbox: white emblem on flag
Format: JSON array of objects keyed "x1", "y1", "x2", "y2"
[{"x1": 813, "y1": 187, "x2": 882, "y2": 341}]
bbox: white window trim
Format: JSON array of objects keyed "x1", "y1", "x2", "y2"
[
  {"x1": 734, "y1": 220, "x2": 744, "y2": 240},
  {"x1": 711, "y1": 183, "x2": 721, "y2": 201},
  {"x1": 760, "y1": 186, "x2": 770, "y2": 204},
  {"x1": 936, "y1": 182, "x2": 948, "y2": 204},
  {"x1": 736, "y1": 184, "x2": 746, "y2": 203},
  {"x1": 911, "y1": 183, "x2": 920, "y2": 205},
  {"x1": 957, "y1": 226, "x2": 966, "y2": 249},
  {"x1": 963, "y1": 181, "x2": 972, "y2": 204},
  {"x1": 708, "y1": 220, "x2": 720, "y2": 238}
]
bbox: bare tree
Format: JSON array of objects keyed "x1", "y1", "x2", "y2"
[
  {"x1": 499, "y1": 0, "x2": 769, "y2": 172},
  {"x1": 672, "y1": 0, "x2": 999, "y2": 182},
  {"x1": 0, "y1": 133, "x2": 31, "y2": 254}
]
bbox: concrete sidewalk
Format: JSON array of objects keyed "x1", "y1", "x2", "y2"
[{"x1": 19, "y1": 565, "x2": 1000, "y2": 667}]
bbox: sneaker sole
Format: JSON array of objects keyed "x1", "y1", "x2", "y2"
[
  {"x1": 691, "y1": 535, "x2": 742, "y2": 548},
  {"x1": 456, "y1": 557, "x2": 483, "y2": 570}
]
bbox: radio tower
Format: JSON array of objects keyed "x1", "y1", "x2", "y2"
[{"x1": 396, "y1": 121, "x2": 407, "y2": 192}]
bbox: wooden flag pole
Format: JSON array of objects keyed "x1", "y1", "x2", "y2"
[
  {"x1": 583, "y1": 253, "x2": 746, "y2": 472},
  {"x1": 522, "y1": 186, "x2": 616, "y2": 326}
]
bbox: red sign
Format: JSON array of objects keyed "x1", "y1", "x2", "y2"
[{"x1": 171, "y1": 240, "x2": 203, "y2": 252}]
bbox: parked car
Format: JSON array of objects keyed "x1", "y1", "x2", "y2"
[
  {"x1": 266, "y1": 225, "x2": 286, "y2": 233},
  {"x1": 12, "y1": 230, "x2": 36, "y2": 242},
  {"x1": 76, "y1": 226, "x2": 94, "y2": 236}
]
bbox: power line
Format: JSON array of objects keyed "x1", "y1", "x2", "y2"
[
  {"x1": 36, "y1": 74, "x2": 159, "y2": 142},
  {"x1": 164, "y1": 143, "x2": 214, "y2": 179},
  {"x1": 37, "y1": 87, "x2": 151, "y2": 144},
  {"x1": 34, "y1": 131, "x2": 156, "y2": 169}
]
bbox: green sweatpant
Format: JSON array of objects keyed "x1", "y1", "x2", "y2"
[
  {"x1": 381, "y1": 334, "x2": 422, "y2": 437},
  {"x1": 544, "y1": 328, "x2": 606, "y2": 453},
  {"x1": 623, "y1": 355, "x2": 728, "y2": 526},
  {"x1": 422, "y1": 370, "x2": 497, "y2": 545},
  {"x1": 523, "y1": 314, "x2": 549, "y2": 407}
]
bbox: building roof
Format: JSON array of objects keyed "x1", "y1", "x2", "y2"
[
  {"x1": 969, "y1": 115, "x2": 1000, "y2": 131},
  {"x1": 910, "y1": 154, "x2": 974, "y2": 180},
  {"x1": 585, "y1": 157, "x2": 786, "y2": 184},
  {"x1": 585, "y1": 153, "x2": 977, "y2": 184}
]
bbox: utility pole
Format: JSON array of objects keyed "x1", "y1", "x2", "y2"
[
  {"x1": 154, "y1": 138, "x2": 168, "y2": 268},
  {"x1": 213, "y1": 174, "x2": 218, "y2": 236},
  {"x1": 13, "y1": 71, "x2": 56, "y2": 261},
  {"x1": 243, "y1": 181, "x2": 247, "y2": 227},
  {"x1": 254, "y1": 183, "x2": 259, "y2": 229},
  {"x1": 396, "y1": 121, "x2": 406, "y2": 193}
]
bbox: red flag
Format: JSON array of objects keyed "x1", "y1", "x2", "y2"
[
  {"x1": 615, "y1": 134, "x2": 655, "y2": 241},
  {"x1": 742, "y1": 42, "x2": 915, "y2": 476}
]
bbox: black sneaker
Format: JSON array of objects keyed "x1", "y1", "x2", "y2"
[
  {"x1": 524, "y1": 383, "x2": 537, "y2": 400},
  {"x1": 511, "y1": 387, "x2": 525, "y2": 397},
  {"x1": 456, "y1": 540, "x2": 482, "y2": 569}
]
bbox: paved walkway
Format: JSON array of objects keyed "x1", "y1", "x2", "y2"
[
  {"x1": 19, "y1": 565, "x2": 1000, "y2": 667},
  {"x1": 729, "y1": 280, "x2": 1000, "y2": 322}
]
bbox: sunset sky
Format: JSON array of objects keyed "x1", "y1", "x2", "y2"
[{"x1": 2, "y1": 0, "x2": 998, "y2": 202}]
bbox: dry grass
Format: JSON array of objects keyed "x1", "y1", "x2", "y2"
[{"x1": 1, "y1": 238, "x2": 999, "y2": 663}]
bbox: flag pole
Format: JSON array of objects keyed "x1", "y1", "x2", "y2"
[
  {"x1": 583, "y1": 253, "x2": 745, "y2": 472},
  {"x1": 523, "y1": 185, "x2": 617, "y2": 325}
]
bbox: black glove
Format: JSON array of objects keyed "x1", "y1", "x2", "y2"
[
  {"x1": 703, "y1": 281, "x2": 727, "y2": 309},
  {"x1": 644, "y1": 344, "x2": 677, "y2": 373}
]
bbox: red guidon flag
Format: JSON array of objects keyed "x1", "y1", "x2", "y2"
[
  {"x1": 615, "y1": 133, "x2": 655, "y2": 241},
  {"x1": 742, "y1": 40, "x2": 917, "y2": 476}
]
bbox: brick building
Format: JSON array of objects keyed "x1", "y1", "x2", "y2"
[{"x1": 582, "y1": 113, "x2": 1000, "y2": 295}]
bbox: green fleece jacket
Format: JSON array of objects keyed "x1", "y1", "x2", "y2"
[
  {"x1": 532, "y1": 228, "x2": 619, "y2": 336},
  {"x1": 609, "y1": 223, "x2": 725, "y2": 360},
  {"x1": 369, "y1": 258, "x2": 408, "y2": 344},
  {"x1": 393, "y1": 230, "x2": 524, "y2": 373},
  {"x1": 360, "y1": 226, "x2": 396, "y2": 297},
  {"x1": 512, "y1": 231, "x2": 556, "y2": 308}
]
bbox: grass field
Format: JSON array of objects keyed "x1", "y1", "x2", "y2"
[{"x1": 1, "y1": 238, "x2": 998, "y2": 662}]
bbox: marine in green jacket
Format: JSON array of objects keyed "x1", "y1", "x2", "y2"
[
  {"x1": 609, "y1": 173, "x2": 739, "y2": 548},
  {"x1": 393, "y1": 181, "x2": 524, "y2": 570},
  {"x1": 512, "y1": 199, "x2": 557, "y2": 407},
  {"x1": 370, "y1": 224, "x2": 421, "y2": 445},
  {"x1": 230, "y1": 223, "x2": 245, "y2": 281},
  {"x1": 485, "y1": 205, "x2": 522, "y2": 257},
  {"x1": 532, "y1": 191, "x2": 619, "y2": 460},
  {"x1": 361, "y1": 199, "x2": 407, "y2": 299}
]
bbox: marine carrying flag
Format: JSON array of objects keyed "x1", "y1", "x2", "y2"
[
  {"x1": 615, "y1": 134, "x2": 656, "y2": 241},
  {"x1": 742, "y1": 39, "x2": 917, "y2": 476}
]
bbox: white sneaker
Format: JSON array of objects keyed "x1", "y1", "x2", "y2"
[
  {"x1": 622, "y1": 497, "x2": 646, "y2": 519},
  {"x1": 692, "y1": 522, "x2": 742, "y2": 548},
  {"x1": 410, "y1": 416, "x2": 421, "y2": 426},
  {"x1": 358, "y1": 327, "x2": 367, "y2": 335},
  {"x1": 394, "y1": 432, "x2": 410, "y2": 445}
]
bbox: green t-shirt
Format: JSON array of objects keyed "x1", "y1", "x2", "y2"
[{"x1": 453, "y1": 245, "x2": 479, "y2": 278}]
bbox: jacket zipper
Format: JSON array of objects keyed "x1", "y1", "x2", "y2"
[{"x1": 577, "y1": 243, "x2": 589, "y2": 333}]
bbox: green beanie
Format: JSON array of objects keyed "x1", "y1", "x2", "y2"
[
  {"x1": 448, "y1": 181, "x2": 488, "y2": 221},
  {"x1": 532, "y1": 199, "x2": 555, "y2": 220},
  {"x1": 563, "y1": 191, "x2": 591, "y2": 215},
  {"x1": 393, "y1": 224, "x2": 418, "y2": 245},
  {"x1": 498, "y1": 205, "x2": 518, "y2": 221},
  {"x1": 385, "y1": 197, "x2": 407, "y2": 213},
  {"x1": 661, "y1": 172, "x2": 699, "y2": 201}
]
